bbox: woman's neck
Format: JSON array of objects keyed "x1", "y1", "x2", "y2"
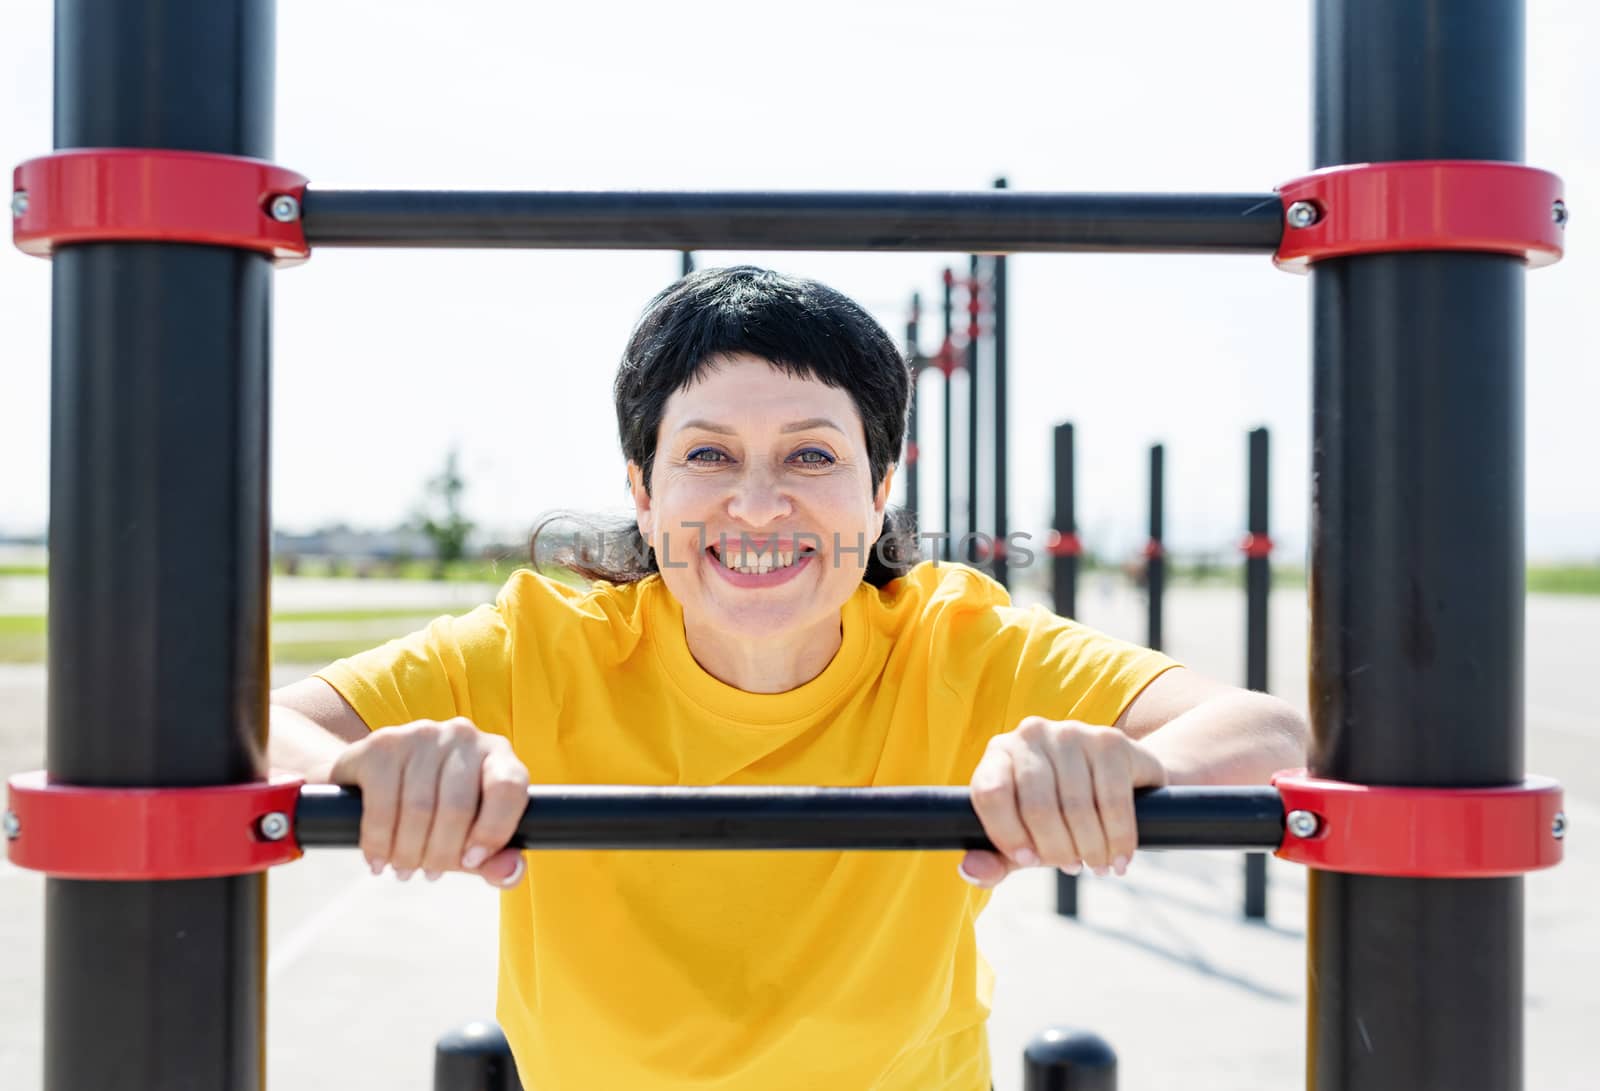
[{"x1": 681, "y1": 611, "x2": 845, "y2": 694}]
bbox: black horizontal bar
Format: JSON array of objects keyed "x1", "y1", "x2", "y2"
[
  {"x1": 293, "y1": 784, "x2": 1285, "y2": 852},
  {"x1": 300, "y1": 190, "x2": 1286, "y2": 254}
]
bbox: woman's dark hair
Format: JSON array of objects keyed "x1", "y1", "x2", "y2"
[{"x1": 530, "y1": 265, "x2": 920, "y2": 588}]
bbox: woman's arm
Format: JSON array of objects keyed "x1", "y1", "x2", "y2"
[
  {"x1": 268, "y1": 677, "x2": 373, "y2": 783},
  {"x1": 1113, "y1": 667, "x2": 1309, "y2": 785}
]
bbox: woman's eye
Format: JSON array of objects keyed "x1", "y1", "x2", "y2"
[
  {"x1": 793, "y1": 449, "x2": 834, "y2": 466},
  {"x1": 686, "y1": 448, "x2": 727, "y2": 463}
]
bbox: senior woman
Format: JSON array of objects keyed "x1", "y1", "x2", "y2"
[{"x1": 269, "y1": 265, "x2": 1307, "y2": 1090}]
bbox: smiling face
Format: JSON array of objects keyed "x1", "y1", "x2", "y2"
[{"x1": 628, "y1": 352, "x2": 893, "y2": 644}]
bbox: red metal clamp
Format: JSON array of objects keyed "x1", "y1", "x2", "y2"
[
  {"x1": 12, "y1": 148, "x2": 310, "y2": 265},
  {"x1": 1140, "y1": 539, "x2": 1164, "y2": 561},
  {"x1": 1275, "y1": 160, "x2": 1565, "y2": 272},
  {"x1": 1272, "y1": 769, "x2": 1564, "y2": 878},
  {"x1": 1047, "y1": 530, "x2": 1083, "y2": 558},
  {"x1": 1240, "y1": 532, "x2": 1273, "y2": 559},
  {"x1": 4, "y1": 770, "x2": 306, "y2": 880}
]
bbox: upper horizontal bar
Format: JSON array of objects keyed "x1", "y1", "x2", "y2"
[
  {"x1": 293, "y1": 784, "x2": 1286, "y2": 852},
  {"x1": 299, "y1": 190, "x2": 1287, "y2": 254}
]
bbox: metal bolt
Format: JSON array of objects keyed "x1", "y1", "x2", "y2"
[
  {"x1": 1286, "y1": 200, "x2": 1321, "y2": 229},
  {"x1": 1286, "y1": 809, "x2": 1321, "y2": 839},
  {"x1": 10, "y1": 190, "x2": 28, "y2": 218},
  {"x1": 258, "y1": 811, "x2": 291, "y2": 841},
  {"x1": 1552, "y1": 200, "x2": 1568, "y2": 228},
  {"x1": 1552, "y1": 812, "x2": 1566, "y2": 841},
  {"x1": 268, "y1": 194, "x2": 301, "y2": 223},
  {"x1": 2, "y1": 810, "x2": 19, "y2": 840}
]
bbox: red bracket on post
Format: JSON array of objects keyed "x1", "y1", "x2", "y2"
[
  {"x1": 1272, "y1": 770, "x2": 1565, "y2": 878},
  {"x1": 12, "y1": 148, "x2": 310, "y2": 266},
  {"x1": 1274, "y1": 160, "x2": 1565, "y2": 272},
  {"x1": 1239, "y1": 532, "x2": 1273, "y2": 559},
  {"x1": 1047, "y1": 530, "x2": 1082, "y2": 557},
  {"x1": 4, "y1": 770, "x2": 306, "y2": 880}
]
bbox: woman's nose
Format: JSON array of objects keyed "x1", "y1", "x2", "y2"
[{"x1": 725, "y1": 470, "x2": 792, "y2": 525}]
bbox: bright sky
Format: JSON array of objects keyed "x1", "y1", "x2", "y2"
[{"x1": 2, "y1": 0, "x2": 1596, "y2": 561}]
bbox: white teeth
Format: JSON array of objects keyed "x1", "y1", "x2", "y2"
[{"x1": 715, "y1": 547, "x2": 802, "y2": 575}]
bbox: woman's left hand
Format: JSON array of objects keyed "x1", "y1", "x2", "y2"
[{"x1": 960, "y1": 717, "x2": 1169, "y2": 889}]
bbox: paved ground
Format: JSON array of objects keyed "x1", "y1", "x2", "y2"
[{"x1": 1, "y1": 579, "x2": 1595, "y2": 1089}]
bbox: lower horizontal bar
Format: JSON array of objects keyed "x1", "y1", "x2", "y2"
[
  {"x1": 300, "y1": 190, "x2": 1285, "y2": 254},
  {"x1": 293, "y1": 784, "x2": 1286, "y2": 852}
]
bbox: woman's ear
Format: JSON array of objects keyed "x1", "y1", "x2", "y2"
[
  {"x1": 874, "y1": 464, "x2": 896, "y2": 513},
  {"x1": 627, "y1": 462, "x2": 653, "y2": 538}
]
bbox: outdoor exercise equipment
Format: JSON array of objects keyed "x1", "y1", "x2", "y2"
[{"x1": 3, "y1": 1, "x2": 1572, "y2": 1088}]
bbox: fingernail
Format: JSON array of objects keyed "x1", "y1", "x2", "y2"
[
  {"x1": 424, "y1": 870, "x2": 442, "y2": 882},
  {"x1": 461, "y1": 846, "x2": 489, "y2": 870},
  {"x1": 1060, "y1": 863, "x2": 1082, "y2": 876},
  {"x1": 495, "y1": 855, "x2": 526, "y2": 889},
  {"x1": 366, "y1": 856, "x2": 385, "y2": 877},
  {"x1": 1015, "y1": 848, "x2": 1039, "y2": 868},
  {"x1": 395, "y1": 868, "x2": 415, "y2": 882},
  {"x1": 1092, "y1": 865, "x2": 1110, "y2": 878},
  {"x1": 1113, "y1": 855, "x2": 1130, "y2": 877},
  {"x1": 957, "y1": 862, "x2": 988, "y2": 888}
]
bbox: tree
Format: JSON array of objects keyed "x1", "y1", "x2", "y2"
[{"x1": 415, "y1": 447, "x2": 475, "y2": 577}]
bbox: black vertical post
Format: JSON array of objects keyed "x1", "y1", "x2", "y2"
[
  {"x1": 679, "y1": 250, "x2": 694, "y2": 277},
  {"x1": 1310, "y1": 2, "x2": 1525, "y2": 1089},
  {"x1": 991, "y1": 178, "x2": 1010, "y2": 587},
  {"x1": 1242, "y1": 427, "x2": 1270, "y2": 920},
  {"x1": 905, "y1": 294, "x2": 922, "y2": 526},
  {"x1": 1145, "y1": 443, "x2": 1164, "y2": 652},
  {"x1": 965, "y1": 255, "x2": 982, "y2": 563},
  {"x1": 941, "y1": 269, "x2": 956, "y2": 561},
  {"x1": 1052, "y1": 422, "x2": 1080, "y2": 918},
  {"x1": 46, "y1": 2, "x2": 275, "y2": 1090}
]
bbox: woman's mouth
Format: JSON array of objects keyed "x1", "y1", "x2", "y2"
[{"x1": 706, "y1": 543, "x2": 817, "y2": 587}]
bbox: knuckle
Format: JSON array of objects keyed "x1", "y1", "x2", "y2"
[{"x1": 1015, "y1": 717, "x2": 1052, "y2": 743}]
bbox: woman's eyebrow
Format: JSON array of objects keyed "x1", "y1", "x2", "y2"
[{"x1": 676, "y1": 417, "x2": 845, "y2": 435}]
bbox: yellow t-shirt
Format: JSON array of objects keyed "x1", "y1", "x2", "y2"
[{"x1": 314, "y1": 559, "x2": 1176, "y2": 1090}]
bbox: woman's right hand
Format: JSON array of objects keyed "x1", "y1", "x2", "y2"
[{"x1": 323, "y1": 717, "x2": 531, "y2": 889}]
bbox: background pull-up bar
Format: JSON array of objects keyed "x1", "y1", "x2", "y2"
[{"x1": 297, "y1": 190, "x2": 1286, "y2": 253}]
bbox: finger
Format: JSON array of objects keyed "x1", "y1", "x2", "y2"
[
  {"x1": 390, "y1": 733, "x2": 446, "y2": 877},
  {"x1": 1009, "y1": 730, "x2": 1080, "y2": 873},
  {"x1": 330, "y1": 735, "x2": 400, "y2": 875},
  {"x1": 462, "y1": 746, "x2": 530, "y2": 872},
  {"x1": 969, "y1": 745, "x2": 1035, "y2": 874},
  {"x1": 1087, "y1": 736, "x2": 1138, "y2": 875},
  {"x1": 475, "y1": 847, "x2": 527, "y2": 890},
  {"x1": 420, "y1": 729, "x2": 483, "y2": 879},
  {"x1": 1051, "y1": 740, "x2": 1109, "y2": 872},
  {"x1": 957, "y1": 849, "x2": 1016, "y2": 888}
]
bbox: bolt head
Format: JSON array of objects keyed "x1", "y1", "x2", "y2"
[
  {"x1": 1552, "y1": 812, "x2": 1567, "y2": 841},
  {"x1": 2, "y1": 811, "x2": 19, "y2": 840},
  {"x1": 1286, "y1": 200, "x2": 1320, "y2": 229},
  {"x1": 269, "y1": 194, "x2": 301, "y2": 223},
  {"x1": 258, "y1": 811, "x2": 291, "y2": 842},
  {"x1": 1552, "y1": 200, "x2": 1568, "y2": 228},
  {"x1": 10, "y1": 191, "x2": 28, "y2": 218},
  {"x1": 1286, "y1": 809, "x2": 1321, "y2": 839}
]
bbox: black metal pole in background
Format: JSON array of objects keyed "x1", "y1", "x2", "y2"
[
  {"x1": 965, "y1": 255, "x2": 982, "y2": 563},
  {"x1": 941, "y1": 269, "x2": 956, "y2": 561},
  {"x1": 991, "y1": 179, "x2": 1011, "y2": 588},
  {"x1": 1242, "y1": 426, "x2": 1270, "y2": 921},
  {"x1": 46, "y1": 2, "x2": 274, "y2": 1089},
  {"x1": 905, "y1": 294, "x2": 922, "y2": 527},
  {"x1": 679, "y1": 250, "x2": 694, "y2": 277},
  {"x1": 1052, "y1": 422, "x2": 1081, "y2": 918},
  {"x1": 1310, "y1": 2, "x2": 1526, "y2": 1088},
  {"x1": 1145, "y1": 443, "x2": 1165, "y2": 652}
]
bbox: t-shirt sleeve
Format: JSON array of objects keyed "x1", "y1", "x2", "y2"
[
  {"x1": 995, "y1": 605, "x2": 1181, "y2": 732},
  {"x1": 312, "y1": 599, "x2": 514, "y2": 737}
]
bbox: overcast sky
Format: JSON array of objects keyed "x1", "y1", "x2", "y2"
[{"x1": 2, "y1": 0, "x2": 1596, "y2": 561}]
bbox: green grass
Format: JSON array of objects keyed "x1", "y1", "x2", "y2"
[
  {"x1": 1527, "y1": 565, "x2": 1600, "y2": 595},
  {"x1": 0, "y1": 564, "x2": 49, "y2": 577}
]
